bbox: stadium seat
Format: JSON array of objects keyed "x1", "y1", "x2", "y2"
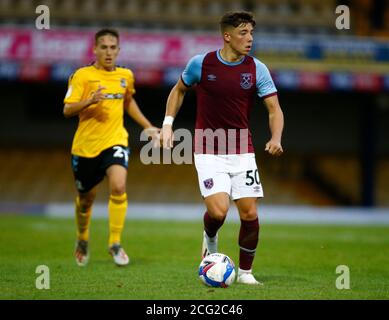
[
  {"x1": 0, "y1": 0, "x2": 12, "y2": 13},
  {"x1": 81, "y1": 0, "x2": 98, "y2": 16},
  {"x1": 205, "y1": 1, "x2": 223, "y2": 17},
  {"x1": 16, "y1": 0, "x2": 34, "y2": 13},
  {"x1": 145, "y1": 0, "x2": 161, "y2": 15},
  {"x1": 124, "y1": 0, "x2": 141, "y2": 15},
  {"x1": 59, "y1": 0, "x2": 78, "y2": 14},
  {"x1": 165, "y1": 0, "x2": 181, "y2": 15},
  {"x1": 102, "y1": 0, "x2": 119, "y2": 15},
  {"x1": 226, "y1": 1, "x2": 245, "y2": 12},
  {"x1": 186, "y1": 0, "x2": 203, "y2": 16}
]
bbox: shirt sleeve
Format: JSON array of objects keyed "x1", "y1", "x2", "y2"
[
  {"x1": 181, "y1": 54, "x2": 206, "y2": 87},
  {"x1": 63, "y1": 70, "x2": 86, "y2": 104},
  {"x1": 127, "y1": 69, "x2": 136, "y2": 96},
  {"x1": 254, "y1": 58, "x2": 277, "y2": 99}
]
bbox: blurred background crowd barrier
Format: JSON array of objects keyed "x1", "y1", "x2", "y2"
[{"x1": 0, "y1": 0, "x2": 388, "y2": 211}]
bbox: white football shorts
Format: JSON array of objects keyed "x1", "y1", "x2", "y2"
[{"x1": 194, "y1": 153, "x2": 264, "y2": 200}]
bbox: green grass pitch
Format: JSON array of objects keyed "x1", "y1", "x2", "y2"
[{"x1": 0, "y1": 215, "x2": 388, "y2": 299}]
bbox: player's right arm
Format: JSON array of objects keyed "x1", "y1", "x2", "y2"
[
  {"x1": 161, "y1": 78, "x2": 189, "y2": 148},
  {"x1": 63, "y1": 85, "x2": 106, "y2": 118},
  {"x1": 63, "y1": 70, "x2": 106, "y2": 118},
  {"x1": 161, "y1": 54, "x2": 204, "y2": 148}
]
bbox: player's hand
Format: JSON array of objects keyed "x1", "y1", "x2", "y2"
[
  {"x1": 144, "y1": 126, "x2": 161, "y2": 148},
  {"x1": 265, "y1": 140, "x2": 283, "y2": 156},
  {"x1": 161, "y1": 124, "x2": 174, "y2": 149},
  {"x1": 89, "y1": 85, "x2": 106, "y2": 104}
]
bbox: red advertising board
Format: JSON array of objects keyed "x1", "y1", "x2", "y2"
[{"x1": 0, "y1": 28, "x2": 222, "y2": 66}]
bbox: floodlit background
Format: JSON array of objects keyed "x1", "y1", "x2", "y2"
[{"x1": 0, "y1": 0, "x2": 388, "y2": 219}]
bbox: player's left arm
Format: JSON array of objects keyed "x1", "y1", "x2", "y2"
[
  {"x1": 263, "y1": 94, "x2": 284, "y2": 156},
  {"x1": 124, "y1": 92, "x2": 160, "y2": 139}
]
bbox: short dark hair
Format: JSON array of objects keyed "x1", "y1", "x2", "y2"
[
  {"x1": 94, "y1": 28, "x2": 119, "y2": 45},
  {"x1": 220, "y1": 11, "x2": 256, "y2": 32}
]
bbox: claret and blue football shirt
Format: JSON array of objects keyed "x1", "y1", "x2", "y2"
[{"x1": 181, "y1": 50, "x2": 277, "y2": 154}]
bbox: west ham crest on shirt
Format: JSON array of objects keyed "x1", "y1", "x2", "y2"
[
  {"x1": 203, "y1": 178, "x2": 214, "y2": 189},
  {"x1": 240, "y1": 73, "x2": 253, "y2": 89}
]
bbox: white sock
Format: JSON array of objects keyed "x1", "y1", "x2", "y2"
[
  {"x1": 204, "y1": 231, "x2": 218, "y2": 253},
  {"x1": 238, "y1": 268, "x2": 252, "y2": 275}
]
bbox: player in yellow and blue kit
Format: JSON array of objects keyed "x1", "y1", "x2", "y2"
[{"x1": 63, "y1": 29, "x2": 159, "y2": 267}]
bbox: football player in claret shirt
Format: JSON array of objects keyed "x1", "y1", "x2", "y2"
[
  {"x1": 63, "y1": 29, "x2": 159, "y2": 267},
  {"x1": 161, "y1": 12, "x2": 284, "y2": 285}
]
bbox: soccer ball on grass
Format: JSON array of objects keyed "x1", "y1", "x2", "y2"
[{"x1": 198, "y1": 253, "x2": 236, "y2": 288}]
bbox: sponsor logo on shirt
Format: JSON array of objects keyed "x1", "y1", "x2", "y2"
[
  {"x1": 240, "y1": 73, "x2": 253, "y2": 89},
  {"x1": 207, "y1": 74, "x2": 217, "y2": 81},
  {"x1": 104, "y1": 93, "x2": 124, "y2": 99}
]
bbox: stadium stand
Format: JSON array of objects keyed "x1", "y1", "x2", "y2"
[
  {"x1": 377, "y1": 159, "x2": 389, "y2": 206},
  {"x1": 305, "y1": 155, "x2": 361, "y2": 205},
  {"x1": 0, "y1": 149, "x2": 337, "y2": 206},
  {"x1": 1, "y1": 0, "x2": 388, "y2": 36},
  {"x1": 0, "y1": 0, "x2": 367, "y2": 34},
  {"x1": 300, "y1": 154, "x2": 389, "y2": 208}
]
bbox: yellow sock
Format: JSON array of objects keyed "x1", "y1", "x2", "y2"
[
  {"x1": 108, "y1": 193, "x2": 128, "y2": 246},
  {"x1": 75, "y1": 197, "x2": 92, "y2": 241}
]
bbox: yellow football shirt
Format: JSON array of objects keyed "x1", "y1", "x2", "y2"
[{"x1": 64, "y1": 65, "x2": 135, "y2": 158}]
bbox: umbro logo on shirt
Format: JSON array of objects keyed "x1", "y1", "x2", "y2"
[{"x1": 207, "y1": 74, "x2": 217, "y2": 81}]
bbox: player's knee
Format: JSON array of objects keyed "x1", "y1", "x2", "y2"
[
  {"x1": 207, "y1": 211, "x2": 227, "y2": 222},
  {"x1": 110, "y1": 183, "x2": 126, "y2": 196},
  {"x1": 240, "y1": 209, "x2": 258, "y2": 221},
  {"x1": 79, "y1": 196, "x2": 94, "y2": 211},
  {"x1": 209, "y1": 205, "x2": 229, "y2": 221}
]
